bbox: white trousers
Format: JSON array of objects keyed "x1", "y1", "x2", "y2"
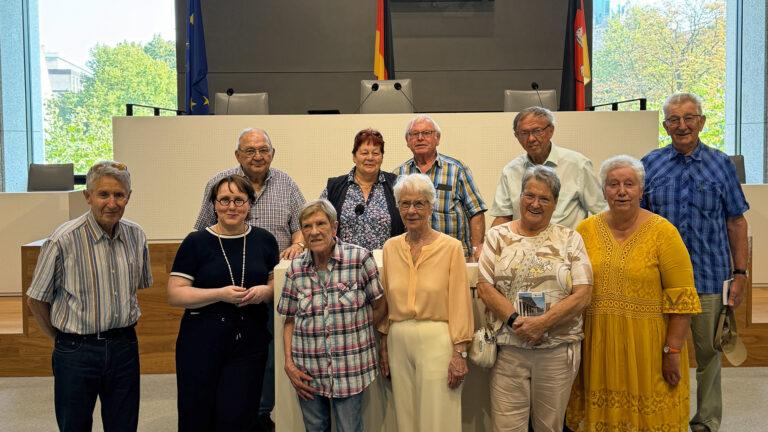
[{"x1": 388, "y1": 320, "x2": 463, "y2": 432}]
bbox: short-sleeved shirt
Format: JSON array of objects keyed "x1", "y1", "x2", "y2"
[
  {"x1": 489, "y1": 144, "x2": 607, "y2": 229},
  {"x1": 27, "y1": 212, "x2": 153, "y2": 335},
  {"x1": 395, "y1": 153, "x2": 487, "y2": 256},
  {"x1": 641, "y1": 142, "x2": 750, "y2": 294},
  {"x1": 477, "y1": 223, "x2": 593, "y2": 349},
  {"x1": 277, "y1": 239, "x2": 383, "y2": 398},
  {"x1": 320, "y1": 169, "x2": 392, "y2": 251},
  {"x1": 193, "y1": 166, "x2": 305, "y2": 251},
  {"x1": 170, "y1": 226, "x2": 279, "y2": 325}
]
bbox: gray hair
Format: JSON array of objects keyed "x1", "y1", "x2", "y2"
[
  {"x1": 299, "y1": 199, "x2": 338, "y2": 226},
  {"x1": 599, "y1": 155, "x2": 645, "y2": 189},
  {"x1": 236, "y1": 127, "x2": 273, "y2": 151},
  {"x1": 86, "y1": 161, "x2": 131, "y2": 191},
  {"x1": 663, "y1": 93, "x2": 703, "y2": 117},
  {"x1": 404, "y1": 114, "x2": 442, "y2": 139},
  {"x1": 521, "y1": 165, "x2": 560, "y2": 200},
  {"x1": 513, "y1": 106, "x2": 556, "y2": 132},
  {"x1": 393, "y1": 173, "x2": 436, "y2": 205}
]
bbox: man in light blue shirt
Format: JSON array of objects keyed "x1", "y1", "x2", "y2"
[{"x1": 490, "y1": 106, "x2": 606, "y2": 228}]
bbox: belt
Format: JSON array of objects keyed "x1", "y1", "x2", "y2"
[{"x1": 57, "y1": 324, "x2": 136, "y2": 341}]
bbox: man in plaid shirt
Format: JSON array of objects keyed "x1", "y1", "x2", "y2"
[
  {"x1": 278, "y1": 199, "x2": 386, "y2": 432},
  {"x1": 642, "y1": 93, "x2": 749, "y2": 432},
  {"x1": 395, "y1": 114, "x2": 488, "y2": 260}
]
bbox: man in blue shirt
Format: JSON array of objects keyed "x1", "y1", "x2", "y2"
[{"x1": 641, "y1": 93, "x2": 749, "y2": 432}]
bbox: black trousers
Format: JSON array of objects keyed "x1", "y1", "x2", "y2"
[
  {"x1": 53, "y1": 327, "x2": 140, "y2": 432},
  {"x1": 176, "y1": 310, "x2": 269, "y2": 432}
]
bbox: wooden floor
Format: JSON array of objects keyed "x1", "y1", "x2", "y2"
[{"x1": 3, "y1": 288, "x2": 768, "y2": 333}]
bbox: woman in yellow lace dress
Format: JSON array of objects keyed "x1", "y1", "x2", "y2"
[{"x1": 567, "y1": 155, "x2": 701, "y2": 431}]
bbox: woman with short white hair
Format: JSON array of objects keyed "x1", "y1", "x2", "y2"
[{"x1": 378, "y1": 173, "x2": 473, "y2": 432}]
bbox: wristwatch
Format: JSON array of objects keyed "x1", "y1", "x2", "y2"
[
  {"x1": 455, "y1": 350, "x2": 468, "y2": 359},
  {"x1": 663, "y1": 345, "x2": 681, "y2": 355},
  {"x1": 733, "y1": 268, "x2": 748, "y2": 276},
  {"x1": 507, "y1": 312, "x2": 519, "y2": 328}
]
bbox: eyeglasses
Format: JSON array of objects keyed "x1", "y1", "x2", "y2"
[
  {"x1": 215, "y1": 198, "x2": 248, "y2": 207},
  {"x1": 398, "y1": 200, "x2": 429, "y2": 211},
  {"x1": 664, "y1": 115, "x2": 702, "y2": 126},
  {"x1": 238, "y1": 147, "x2": 272, "y2": 158},
  {"x1": 515, "y1": 125, "x2": 552, "y2": 140},
  {"x1": 407, "y1": 130, "x2": 436, "y2": 139},
  {"x1": 521, "y1": 192, "x2": 552, "y2": 206}
]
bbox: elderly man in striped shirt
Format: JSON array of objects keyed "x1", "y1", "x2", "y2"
[
  {"x1": 395, "y1": 114, "x2": 488, "y2": 261},
  {"x1": 27, "y1": 161, "x2": 152, "y2": 432},
  {"x1": 278, "y1": 199, "x2": 386, "y2": 432}
]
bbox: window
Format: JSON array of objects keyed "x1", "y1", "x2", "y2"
[{"x1": 38, "y1": 0, "x2": 177, "y2": 174}]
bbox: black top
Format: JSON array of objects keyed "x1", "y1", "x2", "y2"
[
  {"x1": 171, "y1": 226, "x2": 280, "y2": 319},
  {"x1": 325, "y1": 170, "x2": 405, "y2": 239}
]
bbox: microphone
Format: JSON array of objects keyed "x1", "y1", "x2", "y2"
[
  {"x1": 355, "y1": 83, "x2": 380, "y2": 114},
  {"x1": 530, "y1": 82, "x2": 544, "y2": 108},
  {"x1": 394, "y1": 82, "x2": 418, "y2": 113},
  {"x1": 225, "y1": 88, "x2": 235, "y2": 114},
  {"x1": 354, "y1": 204, "x2": 365, "y2": 216}
]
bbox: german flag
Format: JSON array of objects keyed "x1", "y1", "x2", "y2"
[{"x1": 373, "y1": 0, "x2": 395, "y2": 80}]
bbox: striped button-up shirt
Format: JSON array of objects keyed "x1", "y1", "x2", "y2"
[
  {"x1": 641, "y1": 142, "x2": 749, "y2": 294},
  {"x1": 395, "y1": 153, "x2": 487, "y2": 256},
  {"x1": 27, "y1": 212, "x2": 153, "y2": 334},
  {"x1": 193, "y1": 166, "x2": 305, "y2": 251},
  {"x1": 277, "y1": 239, "x2": 383, "y2": 398}
]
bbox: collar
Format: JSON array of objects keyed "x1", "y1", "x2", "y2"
[
  {"x1": 237, "y1": 166, "x2": 274, "y2": 183},
  {"x1": 666, "y1": 141, "x2": 704, "y2": 161},
  {"x1": 525, "y1": 143, "x2": 559, "y2": 167},
  {"x1": 407, "y1": 153, "x2": 443, "y2": 170},
  {"x1": 85, "y1": 211, "x2": 122, "y2": 241},
  {"x1": 300, "y1": 237, "x2": 345, "y2": 268},
  {"x1": 347, "y1": 167, "x2": 386, "y2": 184}
]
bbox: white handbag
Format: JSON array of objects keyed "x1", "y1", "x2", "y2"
[{"x1": 469, "y1": 325, "x2": 498, "y2": 368}]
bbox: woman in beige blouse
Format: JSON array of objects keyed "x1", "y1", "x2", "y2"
[
  {"x1": 379, "y1": 173, "x2": 474, "y2": 432},
  {"x1": 477, "y1": 165, "x2": 593, "y2": 431}
]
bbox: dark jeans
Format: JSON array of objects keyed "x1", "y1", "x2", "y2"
[
  {"x1": 259, "y1": 306, "x2": 275, "y2": 417},
  {"x1": 52, "y1": 328, "x2": 140, "y2": 432},
  {"x1": 176, "y1": 310, "x2": 269, "y2": 432}
]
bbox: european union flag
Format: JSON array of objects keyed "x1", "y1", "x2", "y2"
[{"x1": 186, "y1": 0, "x2": 209, "y2": 114}]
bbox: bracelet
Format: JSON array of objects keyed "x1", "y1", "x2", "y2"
[
  {"x1": 293, "y1": 242, "x2": 305, "y2": 249},
  {"x1": 732, "y1": 269, "x2": 747, "y2": 276}
]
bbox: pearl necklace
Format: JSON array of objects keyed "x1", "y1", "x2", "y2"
[{"x1": 214, "y1": 225, "x2": 247, "y2": 287}]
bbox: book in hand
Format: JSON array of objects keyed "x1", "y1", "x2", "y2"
[
  {"x1": 516, "y1": 291, "x2": 548, "y2": 317},
  {"x1": 723, "y1": 278, "x2": 734, "y2": 306}
]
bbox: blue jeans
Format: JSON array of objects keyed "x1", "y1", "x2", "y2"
[
  {"x1": 52, "y1": 329, "x2": 140, "y2": 432},
  {"x1": 298, "y1": 393, "x2": 364, "y2": 432}
]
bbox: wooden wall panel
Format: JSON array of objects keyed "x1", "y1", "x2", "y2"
[{"x1": 3, "y1": 241, "x2": 768, "y2": 377}]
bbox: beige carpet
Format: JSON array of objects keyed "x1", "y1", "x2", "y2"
[{"x1": 1, "y1": 368, "x2": 766, "y2": 431}]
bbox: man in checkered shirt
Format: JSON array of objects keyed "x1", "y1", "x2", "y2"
[
  {"x1": 395, "y1": 114, "x2": 488, "y2": 261},
  {"x1": 642, "y1": 93, "x2": 749, "y2": 432}
]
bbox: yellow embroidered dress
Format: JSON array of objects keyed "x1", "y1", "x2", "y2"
[{"x1": 567, "y1": 214, "x2": 701, "y2": 431}]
